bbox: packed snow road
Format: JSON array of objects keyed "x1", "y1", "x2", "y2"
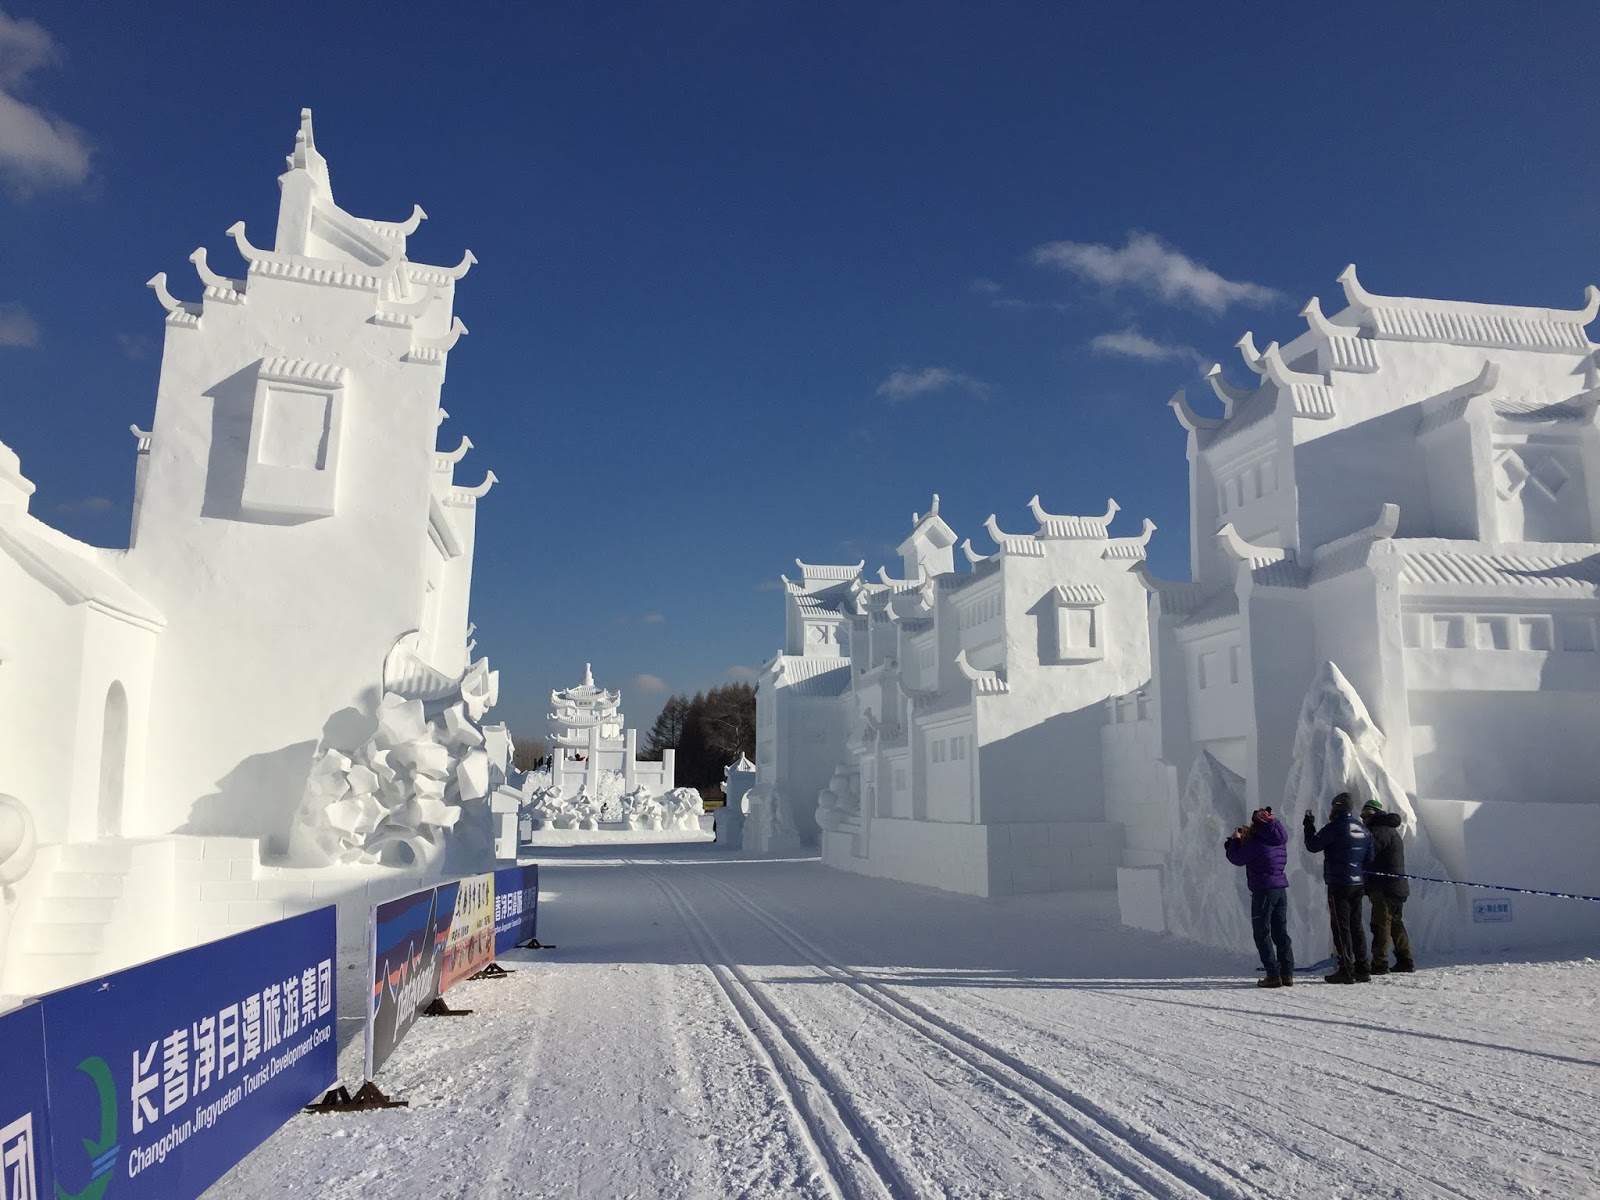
[{"x1": 216, "y1": 844, "x2": 1600, "y2": 1199}]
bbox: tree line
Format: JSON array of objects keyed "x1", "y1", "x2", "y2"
[{"x1": 641, "y1": 682, "x2": 756, "y2": 789}]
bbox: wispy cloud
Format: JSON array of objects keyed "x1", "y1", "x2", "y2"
[
  {"x1": 0, "y1": 301, "x2": 38, "y2": 346},
  {"x1": 754, "y1": 579, "x2": 785, "y2": 592},
  {"x1": 57, "y1": 495, "x2": 113, "y2": 514},
  {"x1": 627, "y1": 673, "x2": 668, "y2": 694},
  {"x1": 641, "y1": 612, "x2": 665, "y2": 625},
  {"x1": 970, "y1": 277, "x2": 1038, "y2": 312},
  {"x1": 876, "y1": 366, "x2": 991, "y2": 405},
  {"x1": 1030, "y1": 232, "x2": 1280, "y2": 314},
  {"x1": 0, "y1": 11, "x2": 91, "y2": 195},
  {"x1": 115, "y1": 332, "x2": 151, "y2": 359},
  {"x1": 725, "y1": 665, "x2": 760, "y2": 683},
  {"x1": 1089, "y1": 327, "x2": 1203, "y2": 366}
]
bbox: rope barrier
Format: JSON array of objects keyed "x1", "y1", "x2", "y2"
[{"x1": 1365, "y1": 869, "x2": 1600, "y2": 904}]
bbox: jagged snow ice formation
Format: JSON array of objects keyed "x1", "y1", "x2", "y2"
[
  {"x1": 1282, "y1": 661, "x2": 1458, "y2": 952},
  {"x1": 288, "y1": 658, "x2": 509, "y2": 871},
  {"x1": 520, "y1": 775, "x2": 704, "y2": 834},
  {"x1": 1164, "y1": 752, "x2": 1255, "y2": 954}
]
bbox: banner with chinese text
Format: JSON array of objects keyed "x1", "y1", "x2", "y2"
[
  {"x1": 492, "y1": 864, "x2": 539, "y2": 955},
  {"x1": 1, "y1": 1001, "x2": 52, "y2": 1200},
  {"x1": 438, "y1": 872, "x2": 495, "y2": 994},
  {"x1": 39, "y1": 906, "x2": 337, "y2": 1200}
]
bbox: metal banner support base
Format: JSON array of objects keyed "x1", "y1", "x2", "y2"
[
  {"x1": 305, "y1": 1081, "x2": 409, "y2": 1114},
  {"x1": 423, "y1": 996, "x2": 472, "y2": 1017},
  {"x1": 469, "y1": 962, "x2": 510, "y2": 980},
  {"x1": 516, "y1": 937, "x2": 555, "y2": 950}
]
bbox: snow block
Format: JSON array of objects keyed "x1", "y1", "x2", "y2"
[{"x1": 1118, "y1": 866, "x2": 1165, "y2": 933}]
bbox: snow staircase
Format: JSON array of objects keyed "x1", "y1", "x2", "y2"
[{"x1": 5, "y1": 840, "x2": 177, "y2": 998}]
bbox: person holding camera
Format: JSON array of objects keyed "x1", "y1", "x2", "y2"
[
  {"x1": 1224, "y1": 806, "x2": 1294, "y2": 988},
  {"x1": 1303, "y1": 792, "x2": 1375, "y2": 984}
]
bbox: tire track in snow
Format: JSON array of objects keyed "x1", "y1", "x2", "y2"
[
  {"x1": 698, "y1": 873, "x2": 1255, "y2": 1200},
  {"x1": 934, "y1": 984, "x2": 1488, "y2": 1200},
  {"x1": 635, "y1": 863, "x2": 907, "y2": 1200}
]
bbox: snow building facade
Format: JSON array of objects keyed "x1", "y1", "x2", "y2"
[
  {"x1": 548, "y1": 663, "x2": 676, "y2": 796},
  {"x1": 750, "y1": 495, "x2": 1155, "y2": 896},
  {"x1": 0, "y1": 111, "x2": 508, "y2": 998},
  {"x1": 1110, "y1": 267, "x2": 1600, "y2": 952}
]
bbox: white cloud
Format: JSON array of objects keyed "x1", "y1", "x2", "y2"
[
  {"x1": 57, "y1": 495, "x2": 112, "y2": 514},
  {"x1": 754, "y1": 579, "x2": 785, "y2": 592},
  {"x1": 1030, "y1": 232, "x2": 1280, "y2": 314},
  {"x1": 627, "y1": 673, "x2": 668, "y2": 694},
  {"x1": 1089, "y1": 327, "x2": 1202, "y2": 365},
  {"x1": 725, "y1": 665, "x2": 760, "y2": 683},
  {"x1": 0, "y1": 11, "x2": 91, "y2": 195},
  {"x1": 0, "y1": 300, "x2": 38, "y2": 346},
  {"x1": 115, "y1": 332, "x2": 151, "y2": 359},
  {"x1": 876, "y1": 366, "x2": 991, "y2": 404},
  {"x1": 641, "y1": 612, "x2": 665, "y2": 625}
]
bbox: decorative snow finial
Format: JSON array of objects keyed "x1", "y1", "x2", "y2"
[
  {"x1": 1203, "y1": 364, "x2": 1255, "y2": 414},
  {"x1": 436, "y1": 409, "x2": 449, "y2": 426},
  {"x1": 145, "y1": 273, "x2": 199, "y2": 317},
  {"x1": 1237, "y1": 332, "x2": 1266, "y2": 374},
  {"x1": 225, "y1": 221, "x2": 269, "y2": 264},
  {"x1": 1337, "y1": 264, "x2": 1376, "y2": 311},
  {"x1": 930, "y1": 493, "x2": 940, "y2": 515},
  {"x1": 436, "y1": 435, "x2": 473, "y2": 465},
  {"x1": 1170, "y1": 387, "x2": 1222, "y2": 433},
  {"x1": 189, "y1": 247, "x2": 241, "y2": 296},
  {"x1": 583, "y1": 663, "x2": 594, "y2": 688},
  {"x1": 959, "y1": 538, "x2": 991, "y2": 566}
]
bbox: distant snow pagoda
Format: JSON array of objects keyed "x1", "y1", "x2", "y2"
[{"x1": 549, "y1": 664, "x2": 675, "y2": 795}]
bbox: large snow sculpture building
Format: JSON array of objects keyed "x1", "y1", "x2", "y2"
[
  {"x1": 0, "y1": 110, "x2": 502, "y2": 996},
  {"x1": 548, "y1": 664, "x2": 675, "y2": 796},
  {"x1": 753, "y1": 495, "x2": 1155, "y2": 896},
  {"x1": 1110, "y1": 267, "x2": 1600, "y2": 951}
]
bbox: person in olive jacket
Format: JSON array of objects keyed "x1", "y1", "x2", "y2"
[
  {"x1": 1360, "y1": 798, "x2": 1415, "y2": 974},
  {"x1": 1225, "y1": 807, "x2": 1294, "y2": 988},
  {"x1": 1303, "y1": 792, "x2": 1375, "y2": 984}
]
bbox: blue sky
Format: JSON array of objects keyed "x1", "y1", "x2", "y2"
[{"x1": 4, "y1": 3, "x2": 1600, "y2": 739}]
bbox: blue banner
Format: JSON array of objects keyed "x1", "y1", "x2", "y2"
[
  {"x1": 366, "y1": 882, "x2": 457, "y2": 1080},
  {"x1": 492, "y1": 864, "x2": 539, "y2": 956},
  {"x1": 40, "y1": 906, "x2": 338, "y2": 1200},
  {"x1": 1, "y1": 1001, "x2": 52, "y2": 1200}
]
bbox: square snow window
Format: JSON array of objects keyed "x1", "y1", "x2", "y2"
[
  {"x1": 240, "y1": 358, "x2": 347, "y2": 520},
  {"x1": 1228, "y1": 644, "x2": 1241, "y2": 684},
  {"x1": 1475, "y1": 616, "x2": 1510, "y2": 651},
  {"x1": 1432, "y1": 615, "x2": 1467, "y2": 650},
  {"x1": 1197, "y1": 651, "x2": 1213, "y2": 690},
  {"x1": 1558, "y1": 616, "x2": 1597, "y2": 652},
  {"x1": 1519, "y1": 616, "x2": 1554, "y2": 652},
  {"x1": 1402, "y1": 613, "x2": 1424, "y2": 649}
]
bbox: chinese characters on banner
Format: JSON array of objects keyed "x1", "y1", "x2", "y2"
[
  {"x1": 21, "y1": 907, "x2": 338, "y2": 1200},
  {"x1": 492, "y1": 864, "x2": 539, "y2": 955},
  {"x1": 439, "y1": 872, "x2": 495, "y2": 994}
]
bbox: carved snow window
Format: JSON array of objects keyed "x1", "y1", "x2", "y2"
[
  {"x1": 240, "y1": 357, "x2": 347, "y2": 520},
  {"x1": 1043, "y1": 583, "x2": 1105, "y2": 663},
  {"x1": 1557, "y1": 616, "x2": 1597, "y2": 652},
  {"x1": 931, "y1": 740, "x2": 945, "y2": 764},
  {"x1": 1520, "y1": 616, "x2": 1554, "y2": 652}
]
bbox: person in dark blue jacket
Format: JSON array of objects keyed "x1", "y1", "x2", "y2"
[
  {"x1": 1303, "y1": 792, "x2": 1375, "y2": 984},
  {"x1": 1224, "y1": 807, "x2": 1294, "y2": 988}
]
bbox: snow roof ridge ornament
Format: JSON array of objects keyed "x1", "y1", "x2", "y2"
[
  {"x1": 1171, "y1": 386, "x2": 1223, "y2": 432},
  {"x1": 1311, "y1": 504, "x2": 1401, "y2": 581},
  {"x1": 1339, "y1": 263, "x2": 1600, "y2": 352},
  {"x1": 1128, "y1": 561, "x2": 1205, "y2": 613},
  {"x1": 876, "y1": 563, "x2": 927, "y2": 591},
  {"x1": 794, "y1": 559, "x2": 865, "y2": 582},
  {"x1": 226, "y1": 221, "x2": 384, "y2": 292},
  {"x1": 1416, "y1": 361, "x2": 1501, "y2": 437},
  {"x1": 1302, "y1": 295, "x2": 1379, "y2": 372},
  {"x1": 983, "y1": 513, "x2": 1046, "y2": 557},
  {"x1": 288, "y1": 108, "x2": 331, "y2": 196},
  {"x1": 1027, "y1": 495, "x2": 1118, "y2": 539},
  {"x1": 959, "y1": 538, "x2": 992, "y2": 567},
  {"x1": 362, "y1": 204, "x2": 428, "y2": 239},
  {"x1": 1236, "y1": 332, "x2": 1267, "y2": 375},
  {"x1": 1260, "y1": 341, "x2": 1337, "y2": 420},
  {"x1": 953, "y1": 649, "x2": 1010, "y2": 694},
  {"x1": 434, "y1": 435, "x2": 473, "y2": 470},
  {"x1": 189, "y1": 248, "x2": 243, "y2": 303},
  {"x1": 445, "y1": 470, "x2": 496, "y2": 506},
  {"x1": 129, "y1": 425, "x2": 152, "y2": 453},
  {"x1": 1103, "y1": 518, "x2": 1157, "y2": 560},
  {"x1": 405, "y1": 317, "x2": 468, "y2": 364},
  {"x1": 1216, "y1": 523, "x2": 1292, "y2": 570},
  {"x1": 145, "y1": 273, "x2": 202, "y2": 324},
  {"x1": 1202, "y1": 365, "x2": 1256, "y2": 416}
]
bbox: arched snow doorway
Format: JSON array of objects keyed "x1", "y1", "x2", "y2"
[{"x1": 98, "y1": 681, "x2": 129, "y2": 839}]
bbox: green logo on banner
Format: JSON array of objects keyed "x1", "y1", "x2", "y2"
[{"x1": 55, "y1": 1055, "x2": 118, "y2": 1200}]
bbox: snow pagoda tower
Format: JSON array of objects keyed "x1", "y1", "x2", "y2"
[
  {"x1": 549, "y1": 665, "x2": 674, "y2": 796},
  {"x1": 118, "y1": 108, "x2": 491, "y2": 847}
]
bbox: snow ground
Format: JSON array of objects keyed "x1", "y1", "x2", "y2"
[{"x1": 215, "y1": 843, "x2": 1600, "y2": 1199}]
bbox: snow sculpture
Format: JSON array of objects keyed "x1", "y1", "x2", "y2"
[
  {"x1": 814, "y1": 764, "x2": 859, "y2": 833},
  {"x1": 1283, "y1": 662, "x2": 1458, "y2": 951},
  {"x1": 660, "y1": 787, "x2": 707, "y2": 832},
  {"x1": 743, "y1": 787, "x2": 803, "y2": 854},
  {"x1": 1162, "y1": 753, "x2": 1254, "y2": 954},
  {"x1": 549, "y1": 665, "x2": 675, "y2": 798},
  {"x1": 719, "y1": 754, "x2": 756, "y2": 847},
  {"x1": 619, "y1": 786, "x2": 664, "y2": 831},
  {"x1": 0, "y1": 796, "x2": 38, "y2": 982},
  {"x1": 287, "y1": 656, "x2": 509, "y2": 871}
]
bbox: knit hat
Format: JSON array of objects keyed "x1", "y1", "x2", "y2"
[
  {"x1": 1362, "y1": 798, "x2": 1384, "y2": 812},
  {"x1": 1330, "y1": 792, "x2": 1353, "y2": 814}
]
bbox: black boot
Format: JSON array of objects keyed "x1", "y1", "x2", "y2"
[
  {"x1": 1324, "y1": 970, "x2": 1355, "y2": 984},
  {"x1": 1392, "y1": 960, "x2": 1415, "y2": 973},
  {"x1": 1279, "y1": 974, "x2": 1294, "y2": 987},
  {"x1": 1369, "y1": 964, "x2": 1389, "y2": 976},
  {"x1": 1256, "y1": 976, "x2": 1282, "y2": 988}
]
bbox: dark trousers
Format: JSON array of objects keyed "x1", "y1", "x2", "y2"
[
  {"x1": 1326, "y1": 885, "x2": 1369, "y2": 974},
  {"x1": 1250, "y1": 887, "x2": 1293, "y2": 976},
  {"x1": 1369, "y1": 892, "x2": 1413, "y2": 967}
]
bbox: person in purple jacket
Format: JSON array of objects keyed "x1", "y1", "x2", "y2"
[{"x1": 1225, "y1": 806, "x2": 1295, "y2": 988}]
